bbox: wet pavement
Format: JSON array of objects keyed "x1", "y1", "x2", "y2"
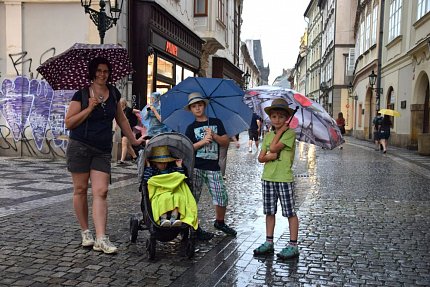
[{"x1": 0, "y1": 135, "x2": 430, "y2": 286}]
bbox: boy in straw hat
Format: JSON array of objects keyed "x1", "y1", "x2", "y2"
[
  {"x1": 143, "y1": 145, "x2": 198, "y2": 229},
  {"x1": 184, "y1": 92, "x2": 237, "y2": 239},
  {"x1": 253, "y1": 98, "x2": 300, "y2": 260}
]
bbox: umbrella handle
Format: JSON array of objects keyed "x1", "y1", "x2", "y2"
[
  {"x1": 286, "y1": 106, "x2": 299, "y2": 126},
  {"x1": 275, "y1": 106, "x2": 299, "y2": 160}
]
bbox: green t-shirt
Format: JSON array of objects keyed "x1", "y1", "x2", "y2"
[{"x1": 261, "y1": 129, "x2": 296, "y2": 182}]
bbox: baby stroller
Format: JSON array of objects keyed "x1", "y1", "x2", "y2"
[{"x1": 130, "y1": 132, "x2": 196, "y2": 259}]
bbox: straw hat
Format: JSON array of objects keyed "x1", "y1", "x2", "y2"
[
  {"x1": 264, "y1": 98, "x2": 294, "y2": 116},
  {"x1": 184, "y1": 92, "x2": 209, "y2": 111},
  {"x1": 148, "y1": 146, "x2": 176, "y2": 163}
]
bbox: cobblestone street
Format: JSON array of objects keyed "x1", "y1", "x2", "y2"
[{"x1": 0, "y1": 135, "x2": 429, "y2": 286}]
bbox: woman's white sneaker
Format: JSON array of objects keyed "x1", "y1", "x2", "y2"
[
  {"x1": 93, "y1": 236, "x2": 118, "y2": 254},
  {"x1": 81, "y1": 229, "x2": 94, "y2": 247}
]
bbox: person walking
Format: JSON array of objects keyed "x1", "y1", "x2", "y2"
[
  {"x1": 184, "y1": 92, "x2": 237, "y2": 239},
  {"x1": 336, "y1": 112, "x2": 346, "y2": 149},
  {"x1": 379, "y1": 115, "x2": 392, "y2": 153},
  {"x1": 248, "y1": 113, "x2": 261, "y2": 152},
  {"x1": 253, "y1": 98, "x2": 299, "y2": 260},
  {"x1": 141, "y1": 92, "x2": 172, "y2": 140},
  {"x1": 65, "y1": 56, "x2": 145, "y2": 254},
  {"x1": 118, "y1": 98, "x2": 140, "y2": 164},
  {"x1": 219, "y1": 136, "x2": 240, "y2": 180},
  {"x1": 372, "y1": 113, "x2": 383, "y2": 151}
]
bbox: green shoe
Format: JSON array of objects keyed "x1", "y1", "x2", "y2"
[
  {"x1": 253, "y1": 242, "x2": 274, "y2": 255},
  {"x1": 277, "y1": 245, "x2": 299, "y2": 259}
]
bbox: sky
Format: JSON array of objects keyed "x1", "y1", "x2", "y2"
[{"x1": 241, "y1": 1, "x2": 309, "y2": 84}]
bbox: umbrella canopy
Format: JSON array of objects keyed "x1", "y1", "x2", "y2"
[
  {"x1": 379, "y1": 108, "x2": 400, "y2": 117},
  {"x1": 244, "y1": 86, "x2": 344, "y2": 150},
  {"x1": 36, "y1": 43, "x2": 133, "y2": 90},
  {"x1": 160, "y1": 77, "x2": 253, "y2": 136}
]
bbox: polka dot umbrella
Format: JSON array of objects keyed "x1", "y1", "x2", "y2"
[{"x1": 36, "y1": 43, "x2": 133, "y2": 90}]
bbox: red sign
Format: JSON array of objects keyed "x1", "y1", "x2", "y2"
[{"x1": 165, "y1": 41, "x2": 178, "y2": 56}]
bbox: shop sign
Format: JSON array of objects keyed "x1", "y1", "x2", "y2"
[{"x1": 165, "y1": 41, "x2": 178, "y2": 56}]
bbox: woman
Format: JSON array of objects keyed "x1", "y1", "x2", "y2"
[
  {"x1": 65, "y1": 57, "x2": 144, "y2": 254},
  {"x1": 379, "y1": 115, "x2": 392, "y2": 153},
  {"x1": 336, "y1": 112, "x2": 346, "y2": 149},
  {"x1": 118, "y1": 98, "x2": 140, "y2": 164}
]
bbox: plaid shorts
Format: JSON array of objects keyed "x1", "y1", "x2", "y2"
[
  {"x1": 261, "y1": 180, "x2": 296, "y2": 217},
  {"x1": 193, "y1": 169, "x2": 228, "y2": 207}
]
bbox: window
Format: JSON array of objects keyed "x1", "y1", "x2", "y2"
[
  {"x1": 365, "y1": 14, "x2": 371, "y2": 50},
  {"x1": 417, "y1": 0, "x2": 430, "y2": 19},
  {"x1": 194, "y1": 0, "x2": 208, "y2": 16},
  {"x1": 359, "y1": 20, "x2": 364, "y2": 54},
  {"x1": 388, "y1": 0, "x2": 402, "y2": 41},
  {"x1": 372, "y1": 5, "x2": 378, "y2": 45},
  {"x1": 218, "y1": 0, "x2": 225, "y2": 24},
  {"x1": 157, "y1": 57, "x2": 173, "y2": 79}
]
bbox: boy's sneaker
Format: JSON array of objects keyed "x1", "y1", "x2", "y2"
[
  {"x1": 253, "y1": 242, "x2": 274, "y2": 255},
  {"x1": 93, "y1": 236, "x2": 118, "y2": 254},
  {"x1": 160, "y1": 218, "x2": 171, "y2": 227},
  {"x1": 81, "y1": 229, "x2": 94, "y2": 247},
  {"x1": 248, "y1": 147, "x2": 252, "y2": 153},
  {"x1": 170, "y1": 219, "x2": 182, "y2": 227},
  {"x1": 276, "y1": 244, "x2": 299, "y2": 259},
  {"x1": 214, "y1": 221, "x2": 237, "y2": 236},
  {"x1": 196, "y1": 227, "x2": 214, "y2": 241}
]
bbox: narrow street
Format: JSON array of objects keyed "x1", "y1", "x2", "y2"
[{"x1": 0, "y1": 135, "x2": 429, "y2": 286}]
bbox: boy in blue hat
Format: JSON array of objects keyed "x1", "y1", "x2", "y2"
[{"x1": 184, "y1": 92, "x2": 237, "y2": 239}]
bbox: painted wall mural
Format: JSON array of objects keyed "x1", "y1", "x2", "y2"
[{"x1": 0, "y1": 76, "x2": 75, "y2": 157}]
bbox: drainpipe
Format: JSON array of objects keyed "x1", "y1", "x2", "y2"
[{"x1": 376, "y1": 0, "x2": 385, "y2": 112}]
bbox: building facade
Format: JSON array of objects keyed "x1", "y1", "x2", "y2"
[{"x1": 351, "y1": 0, "x2": 430, "y2": 151}]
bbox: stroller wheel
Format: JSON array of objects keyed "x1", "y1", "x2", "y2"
[
  {"x1": 146, "y1": 238, "x2": 156, "y2": 260},
  {"x1": 129, "y1": 216, "x2": 139, "y2": 243}
]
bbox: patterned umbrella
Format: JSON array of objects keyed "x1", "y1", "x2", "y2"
[
  {"x1": 36, "y1": 43, "x2": 133, "y2": 90},
  {"x1": 244, "y1": 86, "x2": 344, "y2": 150}
]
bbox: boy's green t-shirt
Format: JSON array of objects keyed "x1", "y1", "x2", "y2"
[{"x1": 261, "y1": 129, "x2": 296, "y2": 182}]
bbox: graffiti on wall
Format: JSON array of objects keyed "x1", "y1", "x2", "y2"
[{"x1": 0, "y1": 76, "x2": 75, "y2": 156}]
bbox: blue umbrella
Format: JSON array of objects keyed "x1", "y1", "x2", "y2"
[{"x1": 160, "y1": 77, "x2": 253, "y2": 136}]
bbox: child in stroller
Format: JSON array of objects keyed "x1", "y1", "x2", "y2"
[
  {"x1": 130, "y1": 132, "x2": 198, "y2": 259},
  {"x1": 143, "y1": 145, "x2": 198, "y2": 228}
]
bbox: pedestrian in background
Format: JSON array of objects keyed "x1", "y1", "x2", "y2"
[
  {"x1": 219, "y1": 136, "x2": 240, "y2": 180},
  {"x1": 253, "y1": 98, "x2": 299, "y2": 260},
  {"x1": 118, "y1": 98, "x2": 140, "y2": 164},
  {"x1": 184, "y1": 92, "x2": 237, "y2": 240},
  {"x1": 379, "y1": 115, "x2": 392, "y2": 154},
  {"x1": 65, "y1": 57, "x2": 144, "y2": 254},
  {"x1": 248, "y1": 112, "x2": 261, "y2": 152},
  {"x1": 372, "y1": 113, "x2": 383, "y2": 151},
  {"x1": 336, "y1": 112, "x2": 346, "y2": 149},
  {"x1": 141, "y1": 92, "x2": 172, "y2": 140}
]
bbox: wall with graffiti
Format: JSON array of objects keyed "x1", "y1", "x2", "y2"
[{"x1": 0, "y1": 76, "x2": 75, "y2": 158}]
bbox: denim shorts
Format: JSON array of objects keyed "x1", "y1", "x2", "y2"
[{"x1": 66, "y1": 139, "x2": 111, "y2": 174}]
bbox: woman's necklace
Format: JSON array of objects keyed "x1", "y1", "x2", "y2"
[{"x1": 90, "y1": 87, "x2": 106, "y2": 108}]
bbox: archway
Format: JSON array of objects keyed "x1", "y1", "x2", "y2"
[{"x1": 412, "y1": 72, "x2": 430, "y2": 146}]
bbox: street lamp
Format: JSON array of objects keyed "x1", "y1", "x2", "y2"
[
  {"x1": 347, "y1": 81, "x2": 358, "y2": 100},
  {"x1": 243, "y1": 71, "x2": 251, "y2": 90},
  {"x1": 80, "y1": 0, "x2": 124, "y2": 44},
  {"x1": 368, "y1": 70, "x2": 383, "y2": 94}
]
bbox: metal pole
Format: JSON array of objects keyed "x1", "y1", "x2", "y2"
[
  {"x1": 376, "y1": 0, "x2": 385, "y2": 112},
  {"x1": 98, "y1": 0, "x2": 106, "y2": 44}
]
